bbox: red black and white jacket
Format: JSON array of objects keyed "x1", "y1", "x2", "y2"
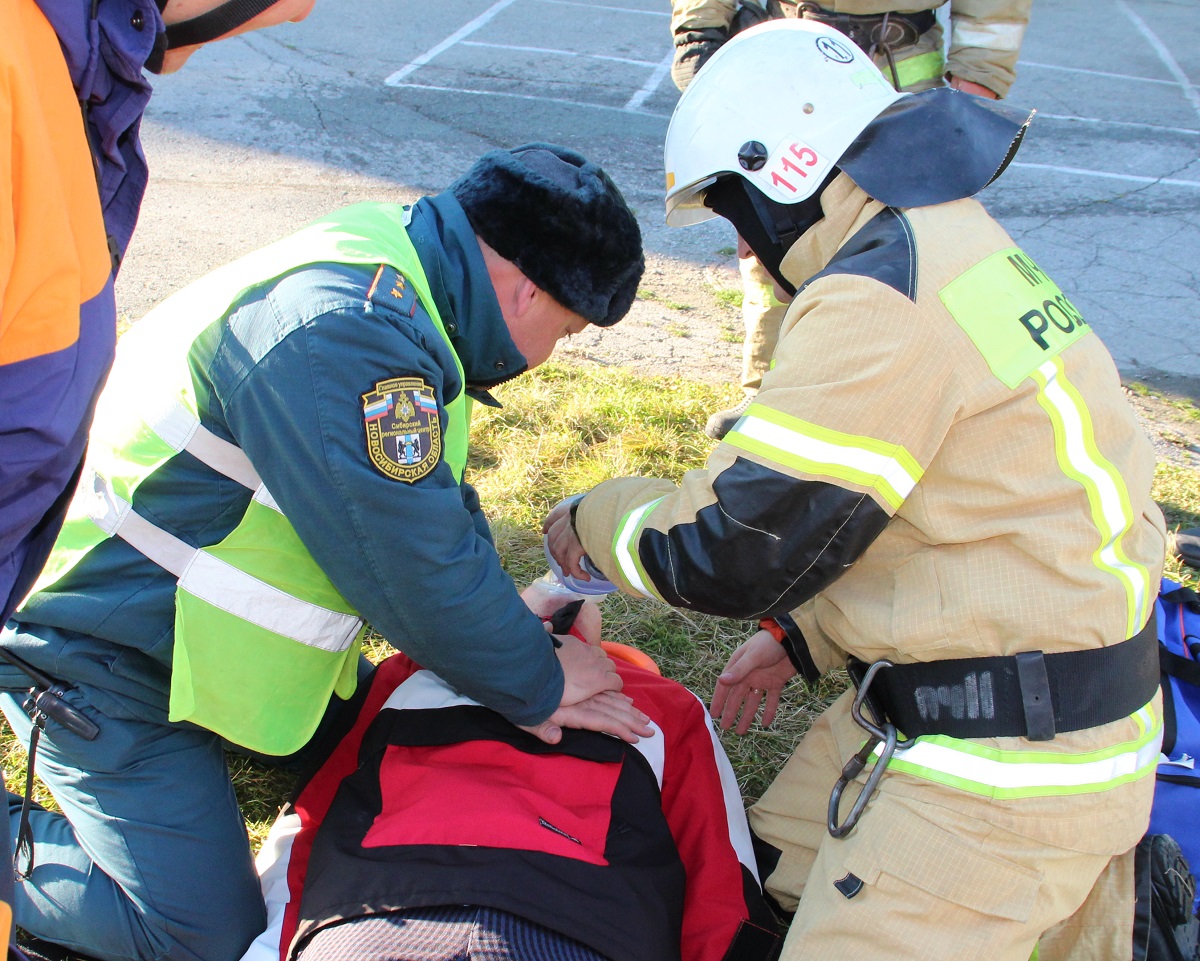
[{"x1": 241, "y1": 654, "x2": 780, "y2": 961}]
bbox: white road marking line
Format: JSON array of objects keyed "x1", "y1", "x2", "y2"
[
  {"x1": 460, "y1": 40, "x2": 661, "y2": 67},
  {"x1": 624, "y1": 48, "x2": 673, "y2": 111},
  {"x1": 1019, "y1": 60, "x2": 1181, "y2": 87},
  {"x1": 384, "y1": 0, "x2": 521, "y2": 87},
  {"x1": 1036, "y1": 112, "x2": 1198, "y2": 137},
  {"x1": 1116, "y1": 0, "x2": 1200, "y2": 120},
  {"x1": 388, "y1": 82, "x2": 670, "y2": 118},
  {"x1": 531, "y1": 0, "x2": 670, "y2": 16},
  {"x1": 1011, "y1": 161, "x2": 1200, "y2": 189}
]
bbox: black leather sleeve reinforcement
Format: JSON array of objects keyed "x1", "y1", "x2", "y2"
[{"x1": 637, "y1": 456, "x2": 890, "y2": 620}]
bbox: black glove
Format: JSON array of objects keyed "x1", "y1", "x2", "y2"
[
  {"x1": 671, "y1": 27, "x2": 727, "y2": 91},
  {"x1": 730, "y1": 0, "x2": 785, "y2": 35}
]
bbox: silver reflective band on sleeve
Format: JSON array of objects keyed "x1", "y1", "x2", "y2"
[
  {"x1": 179, "y1": 553, "x2": 362, "y2": 654},
  {"x1": 950, "y1": 21, "x2": 1028, "y2": 52},
  {"x1": 613, "y1": 497, "x2": 665, "y2": 600},
  {"x1": 732, "y1": 411, "x2": 920, "y2": 508}
]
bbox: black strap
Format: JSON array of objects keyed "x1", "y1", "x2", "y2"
[
  {"x1": 14, "y1": 723, "x2": 39, "y2": 879},
  {"x1": 1156, "y1": 584, "x2": 1200, "y2": 756},
  {"x1": 1162, "y1": 585, "x2": 1200, "y2": 614},
  {"x1": 850, "y1": 613, "x2": 1160, "y2": 741},
  {"x1": 164, "y1": 0, "x2": 282, "y2": 49},
  {"x1": 1161, "y1": 654, "x2": 1180, "y2": 757},
  {"x1": 719, "y1": 918, "x2": 782, "y2": 961},
  {"x1": 793, "y1": 6, "x2": 937, "y2": 40},
  {"x1": 1161, "y1": 645, "x2": 1200, "y2": 689}
]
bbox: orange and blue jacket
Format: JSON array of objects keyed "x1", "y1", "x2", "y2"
[{"x1": 0, "y1": 0, "x2": 117, "y2": 625}]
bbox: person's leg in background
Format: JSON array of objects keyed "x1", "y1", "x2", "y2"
[{"x1": 706, "y1": 254, "x2": 787, "y2": 440}]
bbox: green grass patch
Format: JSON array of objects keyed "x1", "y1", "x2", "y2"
[
  {"x1": 1127, "y1": 381, "x2": 1200, "y2": 423},
  {"x1": 1155, "y1": 463, "x2": 1200, "y2": 593},
  {"x1": 636, "y1": 288, "x2": 693, "y2": 312},
  {"x1": 1170, "y1": 399, "x2": 1200, "y2": 422},
  {"x1": 710, "y1": 286, "x2": 744, "y2": 310}
]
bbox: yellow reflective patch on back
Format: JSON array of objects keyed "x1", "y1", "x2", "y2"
[{"x1": 940, "y1": 248, "x2": 1090, "y2": 389}]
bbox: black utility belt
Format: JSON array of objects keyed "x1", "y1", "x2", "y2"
[
  {"x1": 787, "y1": 4, "x2": 937, "y2": 47},
  {"x1": 848, "y1": 613, "x2": 1160, "y2": 743}
]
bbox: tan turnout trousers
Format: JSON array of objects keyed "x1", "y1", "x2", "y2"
[{"x1": 752, "y1": 690, "x2": 1148, "y2": 960}]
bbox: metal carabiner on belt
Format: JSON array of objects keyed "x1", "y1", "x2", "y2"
[{"x1": 827, "y1": 659, "x2": 904, "y2": 839}]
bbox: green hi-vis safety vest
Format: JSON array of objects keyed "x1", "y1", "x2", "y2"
[{"x1": 29, "y1": 203, "x2": 470, "y2": 755}]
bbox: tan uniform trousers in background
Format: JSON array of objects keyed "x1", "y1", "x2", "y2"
[
  {"x1": 750, "y1": 690, "x2": 1142, "y2": 961},
  {"x1": 738, "y1": 255, "x2": 785, "y2": 393}
]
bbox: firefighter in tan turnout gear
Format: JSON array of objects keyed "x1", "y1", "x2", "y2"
[
  {"x1": 670, "y1": 0, "x2": 1032, "y2": 439},
  {"x1": 546, "y1": 20, "x2": 1166, "y2": 960}
]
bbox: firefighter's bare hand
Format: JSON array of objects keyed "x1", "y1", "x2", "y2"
[
  {"x1": 948, "y1": 74, "x2": 998, "y2": 99},
  {"x1": 556, "y1": 634, "x2": 622, "y2": 705},
  {"x1": 711, "y1": 630, "x2": 796, "y2": 735},
  {"x1": 520, "y1": 690, "x2": 654, "y2": 745},
  {"x1": 542, "y1": 498, "x2": 588, "y2": 580}
]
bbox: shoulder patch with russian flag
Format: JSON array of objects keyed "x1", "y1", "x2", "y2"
[{"x1": 361, "y1": 376, "x2": 442, "y2": 482}]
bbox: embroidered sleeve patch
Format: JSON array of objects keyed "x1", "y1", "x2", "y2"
[{"x1": 362, "y1": 377, "x2": 442, "y2": 482}]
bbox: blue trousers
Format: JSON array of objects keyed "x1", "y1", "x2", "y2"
[{"x1": 2, "y1": 686, "x2": 266, "y2": 961}]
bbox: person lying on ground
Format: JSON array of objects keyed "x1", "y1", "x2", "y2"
[{"x1": 242, "y1": 593, "x2": 782, "y2": 961}]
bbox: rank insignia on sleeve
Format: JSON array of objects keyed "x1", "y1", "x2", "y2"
[{"x1": 361, "y1": 377, "x2": 442, "y2": 482}]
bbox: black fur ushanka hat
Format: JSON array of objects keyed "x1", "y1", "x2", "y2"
[{"x1": 450, "y1": 143, "x2": 645, "y2": 327}]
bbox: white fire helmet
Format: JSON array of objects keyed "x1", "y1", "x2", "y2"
[{"x1": 663, "y1": 19, "x2": 905, "y2": 226}]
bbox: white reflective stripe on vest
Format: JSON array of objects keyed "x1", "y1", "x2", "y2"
[
  {"x1": 179, "y1": 554, "x2": 360, "y2": 654},
  {"x1": 147, "y1": 398, "x2": 263, "y2": 491},
  {"x1": 254, "y1": 485, "x2": 283, "y2": 513},
  {"x1": 188, "y1": 424, "x2": 262, "y2": 490},
  {"x1": 83, "y1": 469, "x2": 195, "y2": 575},
  {"x1": 873, "y1": 704, "x2": 1162, "y2": 799},
  {"x1": 86, "y1": 470, "x2": 360, "y2": 655}
]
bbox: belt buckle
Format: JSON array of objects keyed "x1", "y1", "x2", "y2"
[{"x1": 827, "y1": 659, "x2": 903, "y2": 839}]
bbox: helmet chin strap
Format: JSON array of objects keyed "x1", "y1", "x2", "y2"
[
  {"x1": 704, "y1": 170, "x2": 838, "y2": 297},
  {"x1": 163, "y1": 0, "x2": 283, "y2": 50}
]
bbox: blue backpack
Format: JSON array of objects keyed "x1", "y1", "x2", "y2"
[
  {"x1": 1150, "y1": 579, "x2": 1200, "y2": 884},
  {"x1": 1134, "y1": 579, "x2": 1200, "y2": 961}
]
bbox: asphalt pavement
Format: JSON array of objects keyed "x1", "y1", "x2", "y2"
[{"x1": 119, "y1": 0, "x2": 1200, "y2": 396}]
